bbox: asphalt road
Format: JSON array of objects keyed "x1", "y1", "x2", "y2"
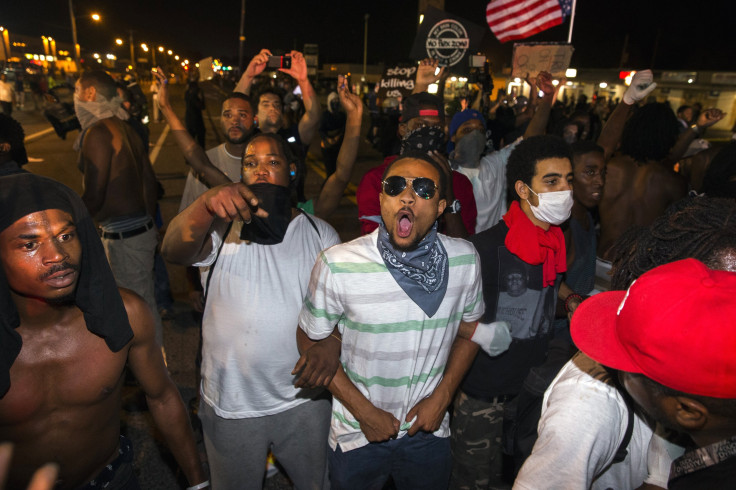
[{"x1": 13, "y1": 81, "x2": 380, "y2": 489}]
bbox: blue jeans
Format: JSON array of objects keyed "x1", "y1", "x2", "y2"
[{"x1": 329, "y1": 432, "x2": 451, "y2": 490}]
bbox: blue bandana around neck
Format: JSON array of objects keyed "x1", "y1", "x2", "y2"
[{"x1": 377, "y1": 221, "x2": 448, "y2": 317}]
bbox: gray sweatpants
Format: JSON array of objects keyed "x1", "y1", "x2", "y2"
[{"x1": 199, "y1": 397, "x2": 331, "y2": 490}]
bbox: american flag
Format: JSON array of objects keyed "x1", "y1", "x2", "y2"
[{"x1": 486, "y1": 0, "x2": 573, "y2": 43}]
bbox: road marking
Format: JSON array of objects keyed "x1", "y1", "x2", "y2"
[
  {"x1": 305, "y1": 154, "x2": 357, "y2": 205},
  {"x1": 24, "y1": 127, "x2": 55, "y2": 143},
  {"x1": 150, "y1": 124, "x2": 170, "y2": 165}
]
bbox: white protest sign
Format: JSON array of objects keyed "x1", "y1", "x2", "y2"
[
  {"x1": 198, "y1": 57, "x2": 215, "y2": 81},
  {"x1": 511, "y1": 43, "x2": 574, "y2": 78}
]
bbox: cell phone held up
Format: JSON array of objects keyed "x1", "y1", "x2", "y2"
[{"x1": 267, "y1": 55, "x2": 291, "y2": 70}]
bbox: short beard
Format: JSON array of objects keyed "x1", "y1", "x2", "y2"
[
  {"x1": 388, "y1": 232, "x2": 422, "y2": 253},
  {"x1": 226, "y1": 127, "x2": 254, "y2": 145}
]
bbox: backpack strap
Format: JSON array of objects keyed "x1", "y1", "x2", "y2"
[
  {"x1": 202, "y1": 222, "x2": 233, "y2": 309},
  {"x1": 612, "y1": 394, "x2": 635, "y2": 463},
  {"x1": 299, "y1": 209, "x2": 321, "y2": 238}
]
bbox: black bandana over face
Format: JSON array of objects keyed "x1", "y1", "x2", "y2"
[
  {"x1": 239, "y1": 183, "x2": 293, "y2": 245},
  {"x1": 377, "y1": 221, "x2": 448, "y2": 317},
  {"x1": 400, "y1": 126, "x2": 446, "y2": 156},
  {"x1": 0, "y1": 173, "x2": 133, "y2": 397}
]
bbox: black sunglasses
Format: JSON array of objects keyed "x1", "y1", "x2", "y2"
[{"x1": 382, "y1": 176, "x2": 438, "y2": 200}]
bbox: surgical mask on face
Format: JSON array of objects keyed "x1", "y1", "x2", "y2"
[
  {"x1": 452, "y1": 130, "x2": 486, "y2": 168},
  {"x1": 526, "y1": 186, "x2": 573, "y2": 225}
]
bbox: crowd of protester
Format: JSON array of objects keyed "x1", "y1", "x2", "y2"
[{"x1": 0, "y1": 48, "x2": 734, "y2": 490}]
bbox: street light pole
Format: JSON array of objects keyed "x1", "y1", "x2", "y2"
[
  {"x1": 363, "y1": 14, "x2": 369, "y2": 83},
  {"x1": 238, "y1": 0, "x2": 246, "y2": 73},
  {"x1": 68, "y1": 0, "x2": 81, "y2": 73},
  {"x1": 129, "y1": 30, "x2": 136, "y2": 72}
]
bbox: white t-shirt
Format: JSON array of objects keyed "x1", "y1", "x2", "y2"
[
  {"x1": 298, "y1": 231, "x2": 484, "y2": 452},
  {"x1": 178, "y1": 144, "x2": 243, "y2": 212},
  {"x1": 514, "y1": 352, "x2": 661, "y2": 490},
  {"x1": 194, "y1": 214, "x2": 340, "y2": 418},
  {"x1": 455, "y1": 140, "x2": 518, "y2": 234}
]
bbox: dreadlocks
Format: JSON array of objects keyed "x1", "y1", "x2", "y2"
[{"x1": 610, "y1": 196, "x2": 736, "y2": 289}]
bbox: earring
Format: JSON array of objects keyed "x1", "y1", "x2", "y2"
[{"x1": 290, "y1": 170, "x2": 296, "y2": 177}]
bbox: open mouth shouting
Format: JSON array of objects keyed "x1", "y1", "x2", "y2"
[{"x1": 396, "y1": 209, "x2": 415, "y2": 238}]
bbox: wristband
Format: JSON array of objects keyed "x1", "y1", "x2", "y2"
[
  {"x1": 187, "y1": 481, "x2": 210, "y2": 490},
  {"x1": 564, "y1": 294, "x2": 584, "y2": 313},
  {"x1": 330, "y1": 333, "x2": 342, "y2": 342}
]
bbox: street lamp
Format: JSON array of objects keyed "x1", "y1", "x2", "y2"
[
  {"x1": 115, "y1": 38, "x2": 123, "y2": 46},
  {"x1": 68, "y1": 0, "x2": 102, "y2": 74}
]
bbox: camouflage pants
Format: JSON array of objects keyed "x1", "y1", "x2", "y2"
[{"x1": 449, "y1": 390, "x2": 510, "y2": 490}]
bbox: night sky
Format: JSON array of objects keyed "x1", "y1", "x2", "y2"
[{"x1": 2, "y1": 0, "x2": 734, "y2": 72}]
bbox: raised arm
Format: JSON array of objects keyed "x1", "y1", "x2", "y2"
[
  {"x1": 152, "y1": 68, "x2": 230, "y2": 187},
  {"x1": 123, "y1": 289, "x2": 207, "y2": 488},
  {"x1": 523, "y1": 71, "x2": 556, "y2": 139},
  {"x1": 234, "y1": 48, "x2": 272, "y2": 96},
  {"x1": 161, "y1": 182, "x2": 266, "y2": 265},
  {"x1": 663, "y1": 108, "x2": 725, "y2": 167},
  {"x1": 279, "y1": 51, "x2": 320, "y2": 144},
  {"x1": 597, "y1": 69, "x2": 657, "y2": 161},
  {"x1": 313, "y1": 75, "x2": 362, "y2": 219},
  {"x1": 413, "y1": 58, "x2": 446, "y2": 94}
]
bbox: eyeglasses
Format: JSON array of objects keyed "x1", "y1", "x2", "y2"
[{"x1": 381, "y1": 176, "x2": 438, "y2": 200}]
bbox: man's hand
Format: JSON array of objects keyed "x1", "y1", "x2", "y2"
[
  {"x1": 695, "y1": 108, "x2": 726, "y2": 129},
  {"x1": 623, "y1": 70, "x2": 656, "y2": 105},
  {"x1": 536, "y1": 71, "x2": 555, "y2": 97},
  {"x1": 152, "y1": 67, "x2": 172, "y2": 110},
  {"x1": 357, "y1": 405, "x2": 400, "y2": 442},
  {"x1": 466, "y1": 321, "x2": 512, "y2": 357},
  {"x1": 405, "y1": 391, "x2": 450, "y2": 436},
  {"x1": 202, "y1": 182, "x2": 268, "y2": 222},
  {"x1": 415, "y1": 58, "x2": 445, "y2": 89},
  {"x1": 338, "y1": 75, "x2": 363, "y2": 118},
  {"x1": 279, "y1": 50, "x2": 308, "y2": 84},
  {"x1": 292, "y1": 333, "x2": 342, "y2": 389},
  {"x1": 245, "y1": 48, "x2": 272, "y2": 79}
]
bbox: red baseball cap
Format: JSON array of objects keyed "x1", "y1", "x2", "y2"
[{"x1": 571, "y1": 258, "x2": 736, "y2": 399}]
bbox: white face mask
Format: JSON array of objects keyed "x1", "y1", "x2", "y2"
[{"x1": 526, "y1": 186, "x2": 573, "y2": 225}]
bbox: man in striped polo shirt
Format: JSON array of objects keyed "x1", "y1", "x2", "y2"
[{"x1": 297, "y1": 151, "x2": 495, "y2": 488}]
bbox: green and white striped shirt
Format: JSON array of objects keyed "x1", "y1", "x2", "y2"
[{"x1": 299, "y1": 230, "x2": 484, "y2": 452}]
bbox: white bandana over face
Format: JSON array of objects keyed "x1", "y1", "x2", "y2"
[{"x1": 73, "y1": 92, "x2": 130, "y2": 151}]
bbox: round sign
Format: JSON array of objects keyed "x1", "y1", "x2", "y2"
[{"x1": 425, "y1": 19, "x2": 470, "y2": 67}]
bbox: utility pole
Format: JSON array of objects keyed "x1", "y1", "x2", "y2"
[
  {"x1": 129, "y1": 30, "x2": 136, "y2": 71},
  {"x1": 363, "y1": 14, "x2": 369, "y2": 83},
  {"x1": 238, "y1": 0, "x2": 246, "y2": 73},
  {"x1": 68, "y1": 0, "x2": 81, "y2": 73}
]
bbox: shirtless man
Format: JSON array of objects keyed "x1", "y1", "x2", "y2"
[
  {"x1": 74, "y1": 70, "x2": 163, "y2": 343},
  {"x1": 597, "y1": 101, "x2": 724, "y2": 261},
  {"x1": 0, "y1": 173, "x2": 206, "y2": 490}
]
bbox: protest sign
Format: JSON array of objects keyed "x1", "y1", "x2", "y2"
[
  {"x1": 198, "y1": 57, "x2": 215, "y2": 81},
  {"x1": 378, "y1": 64, "x2": 416, "y2": 100},
  {"x1": 410, "y1": 6, "x2": 486, "y2": 71},
  {"x1": 511, "y1": 43, "x2": 574, "y2": 78}
]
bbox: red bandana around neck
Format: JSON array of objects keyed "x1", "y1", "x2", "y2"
[{"x1": 502, "y1": 201, "x2": 566, "y2": 287}]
